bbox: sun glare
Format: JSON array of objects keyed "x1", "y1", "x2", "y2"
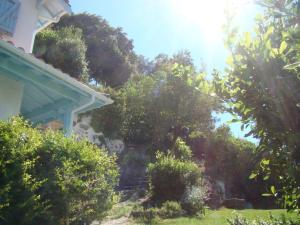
[{"x1": 167, "y1": 0, "x2": 251, "y2": 44}]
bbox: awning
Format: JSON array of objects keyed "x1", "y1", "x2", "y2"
[{"x1": 0, "y1": 40, "x2": 113, "y2": 132}]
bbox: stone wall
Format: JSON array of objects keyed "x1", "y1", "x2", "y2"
[{"x1": 73, "y1": 115, "x2": 125, "y2": 154}]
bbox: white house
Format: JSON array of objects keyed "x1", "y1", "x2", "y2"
[{"x1": 0, "y1": 0, "x2": 113, "y2": 134}]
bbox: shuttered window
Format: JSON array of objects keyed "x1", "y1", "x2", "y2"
[{"x1": 0, "y1": 0, "x2": 20, "y2": 35}]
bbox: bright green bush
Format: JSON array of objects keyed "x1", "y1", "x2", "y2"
[
  {"x1": 148, "y1": 151, "x2": 201, "y2": 202},
  {"x1": 171, "y1": 138, "x2": 192, "y2": 161},
  {"x1": 0, "y1": 117, "x2": 44, "y2": 225},
  {"x1": 0, "y1": 117, "x2": 119, "y2": 225},
  {"x1": 159, "y1": 201, "x2": 183, "y2": 218}
]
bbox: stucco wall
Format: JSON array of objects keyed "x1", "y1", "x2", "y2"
[
  {"x1": 0, "y1": 75, "x2": 24, "y2": 120},
  {"x1": 2, "y1": 0, "x2": 39, "y2": 53}
]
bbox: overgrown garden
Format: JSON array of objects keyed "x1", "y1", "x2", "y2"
[{"x1": 1, "y1": 0, "x2": 300, "y2": 224}]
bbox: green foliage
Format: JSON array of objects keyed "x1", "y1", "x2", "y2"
[
  {"x1": 54, "y1": 13, "x2": 138, "y2": 87},
  {"x1": 131, "y1": 201, "x2": 182, "y2": 223},
  {"x1": 91, "y1": 64, "x2": 219, "y2": 145},
  {"x1": 227, "y1": 214, "x2": 300, "y2": 225},
  {"x1": 202, "y1": 126, "x2": 265, "y2": 206},
  {"x1": 131, "y1": 205, "x2": 160, "y2": 224},
  {"x1": 159, "y1": 201, "x2": 183, "y2": 219},
  {"x1": 0, "y1": 117, "x2": 44, "y2": 225},
  {"x1": 34, "y1": 27, "x2": 89, "y2": 81},
  {"x1": 0, "y1": 117, "x2": 118, "y2": 225},
  {"x1": 214, "y1": 0, "x2": 300, "y2": 210},
  {"x1": 148, "y1": 139, "x2": 203, "y2": 204},
  {"x1": 148, "y1": 152, "x2": 201, "y2": 202},
  {"x1": 171, "y1": 138, "x2": 193, "y2": 161},
  {"x1": 181, "y1": 185, "x2": 207, "y2": 216}
]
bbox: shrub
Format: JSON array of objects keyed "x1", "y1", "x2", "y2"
[
  {"x1": 0, "y1": 117, "x2": 119, "y2": 225},
  {"x1": 159, "y1": 201, "x2": 183, "y2": 218},
  {"x1": 148, "y1": 151, "x2": 202, "y2": 202},
  {"x1": 171, "y1": 137, "x2": 192, "y2": 161},
  {"x1": 227, "y1": 215, "x2": 252, "y2": 225},
  {"x1": 34, "y1": 27, "x2": 89, "y2": 81},
  {"x1": 0, "y1": 117, "x2": 44, "y2": 225},
  {"x1": 131, "y1": 206, "x2": 159, "y2": 224},
  {"x1": 227, "y1": 214, "x2": 300, "y2": 225},
  {"x1": 181, "y1": 185, "x2": 207, "y2": 216}
]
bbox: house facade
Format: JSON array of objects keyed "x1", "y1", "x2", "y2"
[{"x1": 0, "y1": 0, "x2": 113, "y2": 134}]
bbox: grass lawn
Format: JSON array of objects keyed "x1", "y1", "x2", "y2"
[
  {"x1": 104, "y1": 201, "x2": 138, "y2": 220},
  {"x1": 159, "y1": 208, "x2": 297, "y2": 225},
  {"x1": 102, "y1": 201, "x2": 298, "y2": 225}
]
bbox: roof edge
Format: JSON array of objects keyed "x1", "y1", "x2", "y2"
[{"x1": 0, "y1": 40, "x2": 113, "y2": 106}]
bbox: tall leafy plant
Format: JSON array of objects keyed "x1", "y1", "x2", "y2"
[{"x1": 213, "y1": 0, "x2": 300, "y2": 210}]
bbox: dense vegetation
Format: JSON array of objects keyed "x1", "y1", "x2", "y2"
[
  {"x1": 0, "y1": 118, "x2": 118, "y2": 225},
  {"x1": 214, "y1": 0, "x2": 300, "y2": 210},
  {"x1": 34, "y1": 27, "x2": 89, "y2": 81},
  {"x1": 24, "y1": 0, "x2": 300, "y2": 223},
  {"x1": 34, "y1": 13, "x2": 138, "y2": 87}
]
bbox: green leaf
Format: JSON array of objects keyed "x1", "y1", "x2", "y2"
[
  {"x1": 249, "y1": 173, "x2": 257, "y2": 179},
  {"x1": 271, "y1": 186, "x2": 276, "y2": 195},
  {"x1": 279, "y1": 41, "x2": 287, "y2": 54},
  {"x1": 262, "y1": 193, "x2": 272, "y2": 197},
  {"x1": 264, "y1": 26, "x2": 274, "y2": 40},
  {"x1": 262, "y1": 159, "x2": 270, "y2": 165},
  {"x1": 284, "y1": 62, "x2": 300, "y2": 70}
]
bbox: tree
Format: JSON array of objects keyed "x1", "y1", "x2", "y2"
[
  {"x1": 213, "y1": 0, "x2": 300, "y2": 210},
  {"x1": 54, "y1": 13, "x2": 138, "y2": 87},
  {"x1": 34, "y1": 27, "x2": 89, "y2": 82},
  {"x1": 91, "y1": 63, "x2": 219, "y2": 146}
]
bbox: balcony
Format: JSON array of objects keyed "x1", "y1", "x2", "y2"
[
  {"x1": 0, "y1": 0, "x2": 20, "y2": 35},
  {"x1": 36, "y1": 0, "x2": 71, "y2": 32}
]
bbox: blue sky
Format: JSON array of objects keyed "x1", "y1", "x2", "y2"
[{"x1": 71, "y1": 0, "x2": 260, "y2": 142}]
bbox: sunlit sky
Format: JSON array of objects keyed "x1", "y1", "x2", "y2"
[{"x1": 71, "y1": 0, "x2": 260, "y2": 142}]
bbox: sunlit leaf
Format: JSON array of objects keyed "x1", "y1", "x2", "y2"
[
  {"x1": 249, "y1": 173, "x2": 257, "y2": 179},
  {"x1": 264, "y1": 26, "x2": 274, "y2": 40},
  {"x1": 284, "y1": 62, "x2": 300, "y2": 70},
  {"x1": 279, "y1": 41, "x2": 287, "y2": 54},
  {"x1": 271, "y1": 186, "x2": 276, "y2": 195},
  {"x1": 262, "y1": 193, "x2": 272, "y2": 197},
  {"x1": 262, "y1": 159, "x2": 270, "y2": 165}
]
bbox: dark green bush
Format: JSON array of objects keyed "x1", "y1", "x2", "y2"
[
  {"x1": 159, "y1": 201, "x2": 183, "y2": 218},
  {"x1": 34, "y1": 27, "x2": 89, "y2": 81},
  {"x1": 148, "y1": 151, "x2": 201, "y2": 202},
  {"x1": 0, "y1": 117, "x2": 119, "y2": 225}
]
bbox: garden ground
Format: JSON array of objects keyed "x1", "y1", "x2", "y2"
[{"x1": 101, "y1": 201, "x2": 298, "y2": 225}]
